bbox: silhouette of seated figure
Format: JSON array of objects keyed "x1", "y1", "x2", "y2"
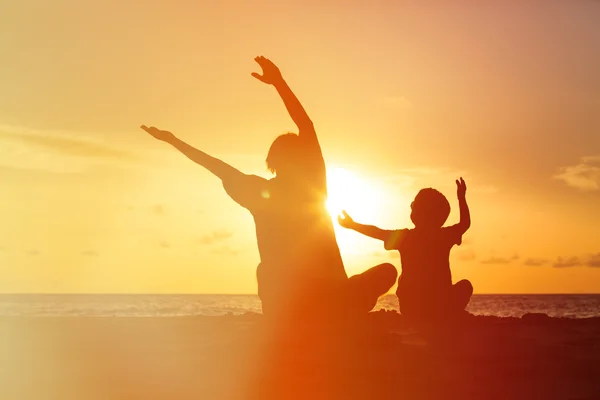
[
  {"x1": 141, "y1": 56, "x2": 396, "y2": 322},
  {"x1": 339, "y1": 178, "x2": 473, "y2": 323}
]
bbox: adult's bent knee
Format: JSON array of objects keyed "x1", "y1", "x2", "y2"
[
  {"x1": 456, "y1": 279, "x2": 474, "y2": 296},
  {"x1": 377, "y1": 263, "x2": 398, "y2": 285}
]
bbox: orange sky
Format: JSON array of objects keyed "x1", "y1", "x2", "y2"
[{"x1": 1, "y1": 1, "x2": 599, "y2": 294}]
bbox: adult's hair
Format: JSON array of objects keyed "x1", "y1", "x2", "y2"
[{"x1": 265, "y1": 133, "x2": 304, "y2": 174}]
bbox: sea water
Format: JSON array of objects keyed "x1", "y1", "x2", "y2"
[{"x1": 1, "y1": 294, "x2": 599, "y2": 318}]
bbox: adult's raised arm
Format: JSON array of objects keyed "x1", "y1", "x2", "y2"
[{"x1": 251, "y1": 56, "x2": 322, "y2": 157}]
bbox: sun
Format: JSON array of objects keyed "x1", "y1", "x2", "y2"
[{"x1": 325, "y1": 167, "x2": 382, "y2": 223}]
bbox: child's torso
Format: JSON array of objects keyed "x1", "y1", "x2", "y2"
[{"x1": 398, "y1": 229, "x2": 453, "y2": 290}]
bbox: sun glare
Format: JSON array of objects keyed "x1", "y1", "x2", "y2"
[{"x1": 325, "y1": 167, "x2": 382, "y2": 222}]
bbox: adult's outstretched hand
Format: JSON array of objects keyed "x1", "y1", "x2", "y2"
[
  {"x1": 141, "y1": 125, "x2": 175, "y2": 142},
  {"x1": 251, "y1": 56, "x2": 283, "y2": 85}
]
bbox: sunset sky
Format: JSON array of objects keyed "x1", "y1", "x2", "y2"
[{"x1": 1, "y1": 0, "x2": 599, "y2": 294}]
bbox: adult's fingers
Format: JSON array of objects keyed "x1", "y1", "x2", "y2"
[
  {"x1": 141, "y1": 125, "x2": 157, "y2": 134},
  {"x1": 251, "y1": 72, "x2": 267, "y2": 82}
]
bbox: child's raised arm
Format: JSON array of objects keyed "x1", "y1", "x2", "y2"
[
  {"x1": 337, "y1": 211, "x2": 389, "y2": 241},
  {"x1": 456, "y1": 177, "x2": 471, "y2": 233}
]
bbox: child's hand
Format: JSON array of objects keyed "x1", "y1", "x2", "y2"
[
  {"x1": 337, "y1": 210, "x2": 355, "y2": 229},
  {"x1": 456, "y1": 177, "x2": 467, "y2": 199}
]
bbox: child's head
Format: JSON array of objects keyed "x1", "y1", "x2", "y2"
[{"x1": 410, "y1": 188, "x2": 451, "y2": 229}]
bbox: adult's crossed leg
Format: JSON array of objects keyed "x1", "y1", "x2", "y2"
[{"x1": 346, "y1": 263, "x2": 398, "y2": 315}]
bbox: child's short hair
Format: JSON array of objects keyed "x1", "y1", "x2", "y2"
[{"x1": 410, "y1": 188, "x2": 451, "y2": 228}]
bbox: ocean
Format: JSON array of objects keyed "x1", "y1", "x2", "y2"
[{"x1": 1, "y1": 294, "x2": 599, "y2": 318}]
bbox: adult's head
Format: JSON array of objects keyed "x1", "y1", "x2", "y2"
[
  {"x1": 266, "y1": 133, "x2": 312, "y2": 179},
  {"x1": 410, "y1": 188, "x2": 451, "y2": 229}
]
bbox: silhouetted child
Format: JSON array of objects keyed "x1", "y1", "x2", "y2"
[{"x1": 338, "y1": 178, "x2": 473, "y2": 323}]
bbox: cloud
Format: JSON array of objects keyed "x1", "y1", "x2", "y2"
[
  {"x1": 554, "y1": 156, "x2": 600, "y2": 191},
  {"x1": 480, "y1": 257, "x2": 511, "y2": 265},
  {"x1": 0, "y1": 123, "x2": 135, "y2": 173},
  {"x1": 199, "y1": 230, "x2": 233, "y2": 245},
  {"x1": 553, "y1": 256, "x2": 582, "y2": 268},
  {"x1": 159, "y1": 240, "x2": 170, "y2": 249},
  {"x1": 587, "y1": 253, "x2": 600, "y2": 268},
  {"x1": 0, "y1": 125, "x2": 131, "y2": 159},
  {"x1": 81, "y1": 250, "x2": 98, "y2": 257},
  {"x1": 25, "y1": 249, "x2": 41, "y2": 256},
  {"x1": 481, "y1": 254, "x2": 519, "y2": 265},
  {"x1": 524, "y1": 258, "x2": 549, "y2": 267},
  {"x1": 553, "y1": 253, "x2": 600, "y2": 268},
  {"x1": 457, "y1": 249, "x2": 476, "y2": 262}
]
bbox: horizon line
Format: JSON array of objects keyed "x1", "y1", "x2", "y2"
[{"x1": 1, "y1": 292, "x2": 599, "y2": 296}]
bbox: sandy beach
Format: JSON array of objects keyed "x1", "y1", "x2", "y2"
[{"x1": 1, "y1": 311, "x2": 599, "y2": 400}]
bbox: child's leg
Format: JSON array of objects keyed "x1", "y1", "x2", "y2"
[
  {"x1": 396, "y1": 278, "x2": 433, "y2": 321},
  {"x1": 346, "y1": 263, "x2": 397, "y2": 314},
  {"x1": 395, "y1": 276, "x2": 413, "y2": 317},
  {"x1": 451, "y1": 279, "x2": 473, "y2": 312}
]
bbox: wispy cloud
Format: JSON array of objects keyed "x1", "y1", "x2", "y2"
[
  {"x1": 553, "y1": 253, "x2": 600, "y2": 268},
  {"x1": 554, "y1": 155, "x2": 600, "y2": 191},
  {"x1": 553, "y1": 256, "x2": 582, "y2": 268},
  {"x1": 524, "y1": 258, "x2": 549, "y2": 267},
  {"x1": 198, "y1": 230, "x2": 233, "y2": 245},
  {"x1": 0, "y1": 123, "x2": 135, "y2": 173},
  {"x1": 481, "y1": 254, "x2": 519, "y2": 265},
  {"x1": 81, "y1": 250, "x2": 99, "y2": 257},
  {"x1": 456, "y1": 249, "x2": 477, "y2": 262},
  {"x1": 25, "y1": 249, "x2": 42, "y2": 256},
  {"x1": 0, "y1": 126, "x2": 129, "y2": 159},
  {"x1": 587, "y1": 253, "x2": 600, "y2": 267}
]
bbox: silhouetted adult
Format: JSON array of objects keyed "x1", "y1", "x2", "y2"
[{"x1": 141, "y1": 56, "x2": 396, "y2": 320}]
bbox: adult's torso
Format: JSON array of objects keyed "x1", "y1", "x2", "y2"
[{"x1": 252, "y1": 178, "x2": 347, "y2": 283}]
